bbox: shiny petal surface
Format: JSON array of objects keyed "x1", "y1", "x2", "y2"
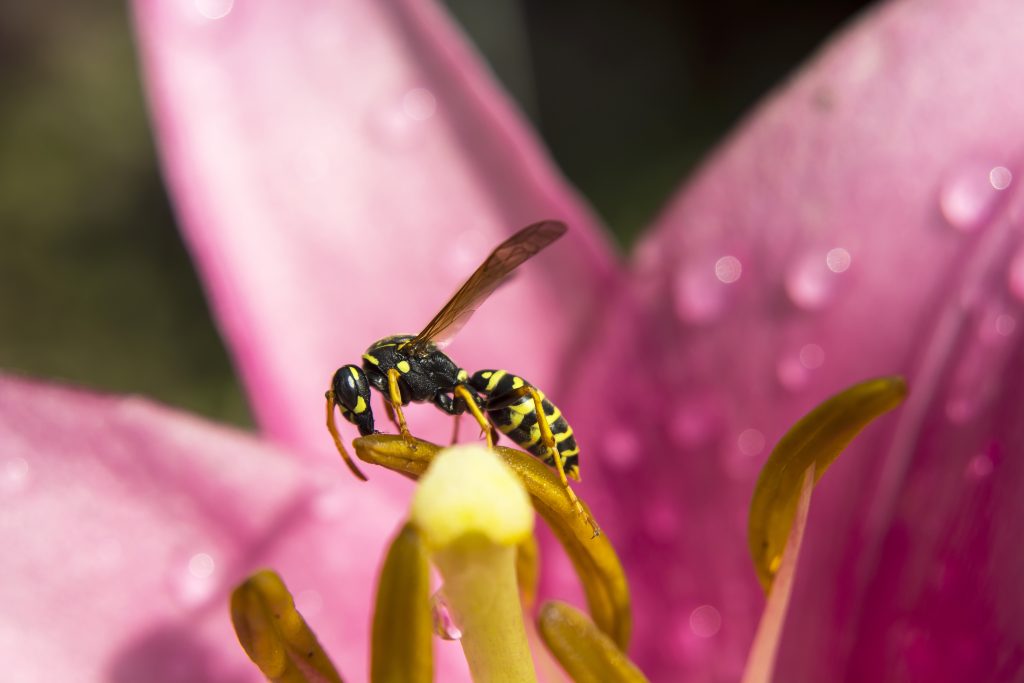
[
  {"x1": 0, "y1": 375, "x2": 468, "y2": 682},
  {"x1": 571, "y1": 0, "x2": 1024, "y2": 680},
  {"x1": 131, "y1": 0, "x2": 618, "y2": 466}
]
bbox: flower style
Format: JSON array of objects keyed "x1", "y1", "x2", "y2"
[{"x1": 4, "y1": 0, "x2": 1024, "y2": 681}]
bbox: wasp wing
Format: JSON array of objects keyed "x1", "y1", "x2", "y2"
[{"x1": 403, "y1": 220, "x2": 567, "y2": 356}]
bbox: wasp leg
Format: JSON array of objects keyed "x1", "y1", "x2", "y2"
[
  {"x1": 382, "y1": 397, "x2": 400, "y2": 431},
  {"x1": 325, "y1": 391, "x2": 368, "y2": 481},
  {"x1": 386, "y1": 368, "x2": 417, "y2": 449},
  {"x1": 450, "y1": 413, "x2": 461, "y2": 445},
  {"x1": 453, "y1": 384, "x2": 495, "y2": 449},
  {"x1": 520, "y1": 386, "x2": 599, "y2": 537}
]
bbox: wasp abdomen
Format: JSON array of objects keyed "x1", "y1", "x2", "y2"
[{"x1": 469, "y1": 369, "x2": 580, "y2": 479}]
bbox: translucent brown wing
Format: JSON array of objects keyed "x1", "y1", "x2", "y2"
[{"x1": 403, "y1": 220, "x2": 567, "y2": 356}]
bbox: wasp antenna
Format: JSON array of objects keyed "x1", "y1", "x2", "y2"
[{"x1": 326, "y1": 392, "x2": 369, "y2": 481}]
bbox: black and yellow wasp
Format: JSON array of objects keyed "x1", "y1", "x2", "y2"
[{"x1": 326, "y1": 221, "x2": 594, "y2": 533}]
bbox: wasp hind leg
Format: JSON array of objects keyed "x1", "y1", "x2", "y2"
[
  {"x1": 517, "y1": 386, "x2": 600, "y2": 538},
  {"x1": 386, "y1": 368, "x2": 417, "y2": 449}
]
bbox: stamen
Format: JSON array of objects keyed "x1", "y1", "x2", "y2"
[
  {"x1": 741, "y1": 466, "x2": 814, "y2": 683},
  {"x1": 371, "y1": 523, "x2": 432, "y2": 683},
  {"x1": 410, "y1": 445, "x2": 537, "y2": 683},
  {"x1": 538, "y1": 601, "x2": 649, "y2": 683},
  {"x1": 355, "y1": 434, "x2": 632, "y2": 649},
  {"x1": 748, "y1": 376, "x2": 906, "y2": 592},
  {"x1": 230, "y1": 569, "x2": 344, "y2": 683}
]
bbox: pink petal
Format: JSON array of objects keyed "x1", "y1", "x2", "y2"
[
  {"x1": 574, "y1": 0, "x2": 1024, "y2": 679},
  {"x1": 0, "y1": 374, "x2": 469, "y2": 681},
  {"x1": 131, "y1": 0, "x2": 619, "y2": 464}
]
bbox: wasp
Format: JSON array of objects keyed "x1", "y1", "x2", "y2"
[{"x1": 326, "y1": 220, "x2": 596, "y2": 534}]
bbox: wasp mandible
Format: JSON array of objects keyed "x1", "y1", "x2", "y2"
[{"x1": 326, "y1": 221, "x2": 594, "y2": 532}]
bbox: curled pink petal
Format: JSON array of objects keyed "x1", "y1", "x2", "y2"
[
  {"x1": 132, "y1": 0, "x2": 619, "y2": 464},
  {"x1": 572, "y1": 0, "x2": 1024, "y2": 679},
  {"x1": 0, "y1": 374, "x2": 468, "y2": 681}
]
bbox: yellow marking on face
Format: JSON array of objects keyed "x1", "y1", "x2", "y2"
[
  {"x1": 354, "y1": 396, "x2": 367, "y2": 414},
  {"x1": 523, "y1": 424, "x2": 542, "y2": 447},
  {"x1": 348, "y1": 366, "x2": 360, "y2": 381},
  {"x1": 457, "y1": 369, "x2": 468, "y2": 382},
  {"x1": 511, "y1": 376, "x2": 525, "y2": 390},
  {"x1": 486, "y1": 370, "x2": 507, "y2": 393},
  {"x1": 397, "y1": 360, "x2": 411, "y2": 374},
  {"x1": 362, "y1": 354, "x2": 379, "y2": 366}
]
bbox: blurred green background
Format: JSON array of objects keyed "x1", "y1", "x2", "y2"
[{"x1": 0, "y1": 0, "x2": 870, "y2": 427}]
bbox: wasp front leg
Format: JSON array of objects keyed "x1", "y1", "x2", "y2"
[
  {"x1": 386, "y1": 368, "x2": 417, "y2": 449},
  {"x1": 434, "y1": 386, "x2": 495, "y2": 449}
]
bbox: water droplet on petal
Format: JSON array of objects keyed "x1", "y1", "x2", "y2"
[
  {"x1": 714, "y1": 255, "x2": 742, "y2": 283},
  {"x1": 431, "y1": 592, "x2": 462, "y2": 640},
  {"x1": 940, "y1": 163, "x2": 1003, "y2": 232},
  {"x1": 799, "y1": 343, "x2": 825, "y2": 369},
  {"x1": 1008, "y1": 246, "x2": 1024, "y2": 302},
  {"x1": 171, "y1": 550, "x2": 219, "y2": 606},
  {"x1": 402, "y1": 88, "x2": 437, "y2": 121},
  {"x1": 0, "y1": 457, "x2": 30, "y2": 495},
  {"x1": 737, "y1": 428, "x2": 765, "y2": 456},
  {"x1": 689, "y1": 605, "x2": 722, "y2": 638},
  {"x1": 668, "y1": 395, "x2": 723, "y2": 449},
  {"x1": 965, "y1": 454, "x2": 993, "y2": 480},
  {"x1": 188, "y1": 552, "x2": 216, "y2": 579},
  {"x1": 785, "y1": 252, "x2": 836, "y2": 310},
  {"x1": 195, "y1": 0, "x2": 234, "y2": 20},
  {"x1": 777, "y1": 353, "x2": 810, "y2": 391},
  {"x1": 995, "y1": 313, "x2": 1016, "y2": 336},
  {"x1": 602, "y1": 426, "x2": 641, "y2": 470},
  {"x1": 989, "y1": 166, "x2": 1013, "y2": 191},
  {"x1": 945, "y1": 396, "x2": 977, "y2": 424},
  {"x1": 673, "y1": 263, "x2": 726, "y2": 324},
  {"x1": 826, "y1": 247, "x2": 852, "y2": 273}
]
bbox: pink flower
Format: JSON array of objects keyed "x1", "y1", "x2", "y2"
[{"x1": 4, "y1": 0, "x2": 1023, "y2": 680}]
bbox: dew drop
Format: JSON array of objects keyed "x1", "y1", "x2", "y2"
[
  {"x1": 668, "y1": 395, "x2": 722, "y2": 449},
  {"x1": 431, "y1": 592, "x2": 462, "y2": 640},
  {"x1": 826, "y1": 247, "x2": 852, "y2": 273},
  {"x1": 995, "y1": 313, "x2": 1016, "y2": 336},
  {"x1": 965, "y1": 454, "x2": 994, "y2": 480},
  {"x1": 1008, "y1": 246, "x2": 1024, "y2": 302},
  {"x1": 0, "y1": 457, "x2": 30, "y2": 495},
  {"x1": 673, "y1": 263, "x2": 726, "y2": 324},
  {"x1": 402, "y1": 88, "x2": 437, "y2": 121},
  {"x1": 172, "y1": 550, "x2": 218, "y2": 606},
  {"x1": 195, "y1": 0, "x2": 233, "y2": 20},
  {"x1": 737, "y1": 428, "x2": 766, "y2": 456},
  {"x1": 784, "y1": 252, "x2": 836, "y2": 310},
  {"x1": 188, "y1": 552, "x2": 216, "y2": 579},
  {"x1": 714, "y1": 255, "x2": 742, "y2": 284},
  {"x1": 776, "y1": 354, "x2": 810, "y2": 391},
  {"x1": 689, "y1": 605, "x2": 722, "y2": 638},
  {"x1": 944, "y1": 396, "x2": 977, "y2": 424},
  {"x1": 989, "y1": 166, "x2": 1013, "y2": 191},
  {"x1": 939, "y1": 163, "x2": 1003, "y2": 232},
  {"x1": 799, "y1": 343, "x2": 825, "y2": 369},
  {"x1": 602, "y1": 426, "x2": 641, "y2": 470}
]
